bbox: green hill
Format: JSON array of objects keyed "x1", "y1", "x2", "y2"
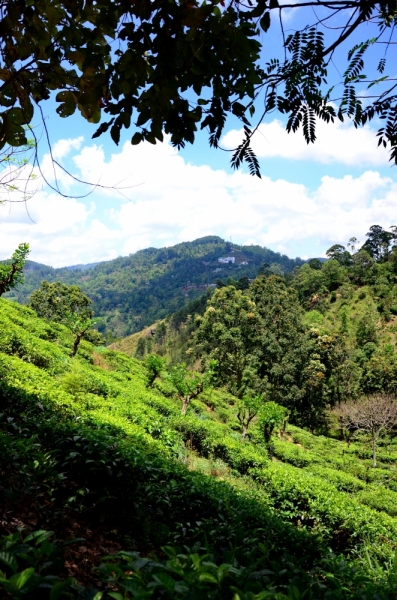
[
  {"x1": 3, "y1": 292, "x2": 397, "y2": 597},
  {"x1": 114, "y1": 252, "x2": 397, "y2": 378},
  {"x1": 4, "y1": 236, "x2": 304, "y2": 339}
]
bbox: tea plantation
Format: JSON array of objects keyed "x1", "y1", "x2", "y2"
[{"x1": 2, "y1": 297, "x2": 397, "y2": 598}]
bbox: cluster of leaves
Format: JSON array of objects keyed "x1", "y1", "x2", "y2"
[
  {"x1": 29, "y1": 281, "x2": 104, "y2": 357},
  {"x1": 0, "y1": 530, "x2": 95, "y2": 599},
  {"x1": 193, "y1": 276, "x2": 345, "y2": 430},
  {"x1": 0, "y1": 0, "x2": 396, "y2": 180},
  {"x1": 0, "y1": 243, "x2": 30, "y2": 297}
]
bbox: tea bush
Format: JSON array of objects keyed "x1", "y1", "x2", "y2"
[
  {"x1": 306, "y1": 465, "x2": 366, "y2": 493},
  {"x1": 253, "y1": 463, "x2": 397, "y2": 558},
  {"x1": 272, "y1": 438, "x2": 317, "y2": 467},
  {"x1": 355, "y1": 486, "x2": 397, "y2": 517},
  {"x1": 3, "y1": 298, "x2": 397, "y2": 597}
]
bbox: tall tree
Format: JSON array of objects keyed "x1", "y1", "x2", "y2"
[
  {"x1": 362, "y1": 225, "x2": 396, "y2": 263},
  {"x1": 291, "y1": 264, "x2": 326, "y2": 304},
  {"x1": 194, "y1": 286, "x2": 262, "y2": 398},
  {"x1": 325, "y1": 245, "x2": 352, "y2": 267},
  {"x1": 0, "y1": 243, "x2": 30, "y2": 297},
  {"x1": 29, "y1": 281, "x2": 94, "y2": 323},
  {"x1": 251, "y1": 276, "x2": 307, "y2": 414}
]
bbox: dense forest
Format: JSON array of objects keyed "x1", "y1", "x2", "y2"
[
  {"x1": 3, "y1": 236, "x2": 304, "y2": 340},
  {"x1": 114, "y1": 226, "x2": 397, "y2": 431}
]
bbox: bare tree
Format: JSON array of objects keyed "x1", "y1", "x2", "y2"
[
  {"x1": 334, "y1": 395, "x2": 397, "y2": 468},
  {"x1": 0, "y1": 141, "x2": 37, "y2": 208}
]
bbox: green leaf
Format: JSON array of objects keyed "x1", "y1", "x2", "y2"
[
  {"x1": 260, "y1": 12, "x2": 270, "y2": 32},
  {"x1": 153, "y1": 572, "x2": 175, "y2": 592},
  {"x1": 367, "y1": 75, "x2": 388, "y2": 89},
  {"x1": 50, "y1": 579, "x2": 76, "y2": 599},
  {"x1": 198, "y1": 572, "x2": 218, "y2": 583},
  {"x1": 25, "y1": 530, "x2": 53, "y2": 544},
  {"x1": 0, "y1": 552, "x2": 18, "y2": 573},
  {"x1": 111, "y1": 124, "x2": 121, "y2": 145},
  {"x1": 108, "y1": 593, "x2": 123, "y2": 600},
  {"x1": 10, "y1": 567, "x2": 34, "y2": 590},
  {"x1": 131, "y1": 132, "x2": 143, "y2": 145}
]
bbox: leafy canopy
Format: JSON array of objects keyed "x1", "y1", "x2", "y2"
[
  {"x1": 1, "y1": 0, "x2": 397, "y2": 175},
  {"x1": 29, "y1": 280, "x2": 102, "y2": 356},
  {"x1": 29, "y1": 281, "x2": 94, "y2": 323},
  {"x1": 0, "y1": 243, "x2": 30, "y2": 297},
  {"x1": 194, "y1": 286, "x2": 262, "y2": 399},
  {"x1": 167, "y1": 362, "x2": 207, "y2": 414}
]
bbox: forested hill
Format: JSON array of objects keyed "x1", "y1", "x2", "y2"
[
  {"x1": 114, "y1": 227, "x2": 397, "y2": 409},
  {"x1": 5, "y1": 236, "x2": 304, "y2": 339}
]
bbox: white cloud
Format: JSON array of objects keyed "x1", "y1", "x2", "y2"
[
  {"x1": 40, "y1": 136, "x2": 85, "y2": 191},
  {"x1": 0, "y1": 136, "x2": 396, "y2": 266},
  {"x1": 222, "y1": 118, "x2": 390, "y2": 166}
]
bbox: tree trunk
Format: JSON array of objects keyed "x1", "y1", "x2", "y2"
[
  {"x1": 241, "y1": 425, "x2": 247, "y2": 443},
  {"x1": 181, "y1": 397, "x2": 190, "y2": 415},
  {"x1": 372, "y1": 433, "x2": 377, "y2": 468},
  {"x1": 280, "y1": 415, "x2": 289, "y2": 439},
  {"x1": 71, "y1": 332, "x2": 84, "y2": 358},
  {"x1": 0, "y1": 264, "x2": 19, "y2": 297}
]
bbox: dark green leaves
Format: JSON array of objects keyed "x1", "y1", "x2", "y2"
[
  {"x1": 0, "y1": 243, "x2": 30, "y2": 297},
  {"x1": 0, "y1": 0, "x2": 395, "y2": 173},
  {"x1": 260, "y1": 12, "x2": 270, "y2": 32}
]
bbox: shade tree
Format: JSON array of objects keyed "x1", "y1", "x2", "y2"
[
  {"x1": 29, "y1": 281, "x2": 103, "y2": 357},
  {"x1": 251, "y1": 276, "x2": 307, "y2": 412},
  {"x1": 260, "y1": 401, "x2": 288, "y2": 457},
  {"x1": 194, "y1": 286, "x2": 262, "y2": 399},
  {"x1": 362, "y1": 225, "x2": 397, "y2": 263},
  {"x1": 236, "y1": 393, "x2": 264, "y2": 443},
  {"x1": 64, "y1": 311, "x2": 98, "y2": 358},
  {"x1": 0, "y1": 0, "x2": 396, "y2": 178},
  {"x1": 0, "y1": 243, "x2": 30, "y2": 297},
  {"x1": 325, "y1": 245, "x2": 353, "y2": 267},
  {"x1": 145, "y1": 354, "x2": 166, "y2": 387},
  {"x1": 167, "y1": 363, "x2": 206, "y2": 415}
]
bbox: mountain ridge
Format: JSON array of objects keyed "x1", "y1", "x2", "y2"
[{"x1": 5, "y1": 235, "x2": 305, "y2": 338}]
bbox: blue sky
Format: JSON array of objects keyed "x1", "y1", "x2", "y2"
[{"x1": 0, "y1": 6, "x2": 396, "y2": 267}]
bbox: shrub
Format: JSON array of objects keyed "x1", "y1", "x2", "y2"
[
  {"x1": 355, "y1": 486, "x2": 397, "y2": 517},
  {"x1": 61, "y1": 367, "x2": 117, "y2": 398},
  {"x1": 253, "y1": 462, "x2": 397, "y2": 558},
  {"x1": 272, "y1": 439, "x2": 316, "y2": 467},
  {"x1": 307, "y1": 465, "x2": 366, "y2": 493}
]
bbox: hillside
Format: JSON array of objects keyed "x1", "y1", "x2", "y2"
[
  {"x1": 113, "y1": 238, "x2": 397, "y2": 420},
  {"x1": 4, "y1": 236, "x2": 304, "y2": 339},
  {"x1": 3, "y1": 289, "x2": 397, "y2": 597}
]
